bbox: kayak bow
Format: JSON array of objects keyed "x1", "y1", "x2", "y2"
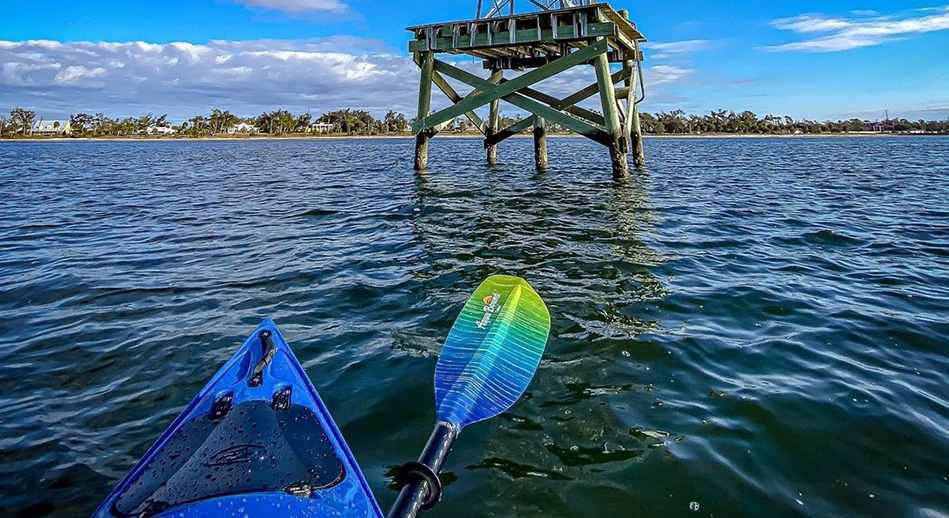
[
  {"x1": 92, "y1": 320, "x2": 383, "y2": 518},
  {"x1": 94, "y1": 275, "x2": 549, "y2": 518}
]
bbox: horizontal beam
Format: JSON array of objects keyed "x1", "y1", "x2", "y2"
[
  {"x1": 485, "y1": 116, "x2": 534, "y2": 148},
  {"x1": 483, "y1": 50, "x2": 639, "y2": 70}
]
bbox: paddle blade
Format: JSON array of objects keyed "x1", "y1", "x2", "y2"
[{"x1": 434, "y1": 275, "x2": 551, "y2": 429}]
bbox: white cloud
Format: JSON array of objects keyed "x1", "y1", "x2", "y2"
[
  {"x1": 647, "y1": 65, "x2": 692, "y2": 84},
  {"x1": 647, "y1": 39, "x2": 717, "y2": 59},
  {"x1": 0, "y1": 38, "x2": 696, "y2": 121},
  {"x1": 232, "y1": 0, "x2": 349, "y2": 14},
  {"x1": 0, "y1": 38, "x2": 418, "y2": 118},
  {"x1": 54, "y1": 65, "x2": 106, "y2": 84},
  {"x1": 771, "y1": 15, "x2": 854, "y2": 33},
  {"x1": 764, "y1": 6, "x2": 949, "y2": 52},
  {"x1": 648, "y1": 40, "x2": 715, "y2": 54}
]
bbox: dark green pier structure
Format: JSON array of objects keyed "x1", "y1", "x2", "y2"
[{"x1": 408, "y1": 0, "x2": 646, "y2": 177}]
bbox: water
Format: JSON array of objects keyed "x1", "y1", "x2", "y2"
[{"x1": 0, "y1": 137, "x2": 947, "y2": 517}]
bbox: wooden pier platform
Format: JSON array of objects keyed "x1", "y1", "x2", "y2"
[{"x1": 407, "y1": 2, "x2": 646, "y2": 177}]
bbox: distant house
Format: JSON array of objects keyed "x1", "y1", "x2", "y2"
[
  {"x1": 228, "y1": 122, "x2": 258, "y2": 134},
  {"x1": 454, "y1": 117, "x2": 473, "y2": 132},
  {"x1": 310, "y1": 122, "x2": 335, "y2": 134},
  {"x1": 147, "y1": 125, "x2": 176, "y2": 136},
  {"x1": 32, "y1": 119, "x2": 72, "y2": 136}
]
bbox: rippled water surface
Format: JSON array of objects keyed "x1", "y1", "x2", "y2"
[{"x1": 1, "y1": 137, "x2": 947, "y2": 517}]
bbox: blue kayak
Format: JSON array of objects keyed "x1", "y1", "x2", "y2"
[{"x1": 93, "y1": 320, "x2": 383, "y2": 518}]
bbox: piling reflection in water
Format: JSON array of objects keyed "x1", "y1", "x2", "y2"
[{"x1": 400, "y1": 151, "x2": 674, "y2": 516}]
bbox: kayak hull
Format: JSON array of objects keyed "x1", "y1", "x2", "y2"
[{"x1": 93, "y1": 320, "x2": 383, "y2": 518}]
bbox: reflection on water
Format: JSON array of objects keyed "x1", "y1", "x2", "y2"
[{"x1": 0, "y1": 137, "x2": 947, "y2": 518}]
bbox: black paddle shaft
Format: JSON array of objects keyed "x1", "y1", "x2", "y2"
[{"x1": 388, "y1": 422, "x2": 458, "y2": 518}]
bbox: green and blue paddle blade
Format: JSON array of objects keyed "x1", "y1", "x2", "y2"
[{"x1": 434, "y1": 275, "x2": 551, "y2": 429}]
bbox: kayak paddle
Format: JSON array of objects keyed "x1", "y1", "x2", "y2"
[{"x1": 388, "y1": 275, "x2": 551, "y2": 518}]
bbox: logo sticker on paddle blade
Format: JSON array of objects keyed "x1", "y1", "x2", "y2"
[
  {"x1": 476, "y1": 293, "x2": 502, "y2": 330},
  {"x1": 435, "y1": 275, "x2": 551, "y2": 428}
]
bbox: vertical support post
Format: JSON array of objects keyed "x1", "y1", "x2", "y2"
[
  {"x1": 533, "y1": 116, "x2": 548, "y2": 171},
  {"x1": 487, "y1": 100, "x2": 500, "y2": 165},
  {"x1": 415, "y1": 51, "x2": 435, "y2": 171},
  {"x1": 485, "y1": 68, "x2": 503, "y2": 166},
  {"x1": 625, "y1": 59, "x2": 645, "y2": 167},
  {"x1": 593, "y1": 50, "x2": 628, "y2": 178}
]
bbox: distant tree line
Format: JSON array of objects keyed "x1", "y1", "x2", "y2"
[
  {"x1": 638, "y1": 109, "x2": 949, "y2": 135},
  {"x1": 2, "y1": 106, "x2": 947, "y2": 138},
  {"x1": 0, "y1": 107, "x2": 411, "y2": 138}
]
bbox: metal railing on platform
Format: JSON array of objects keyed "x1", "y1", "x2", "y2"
[{"x1": 477, "y1": 0, "x2": 596, "y2": 19}]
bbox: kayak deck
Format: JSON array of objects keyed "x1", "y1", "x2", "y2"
[{"x1": 93, "y1": 320, "x2": 382, "y2": 518}]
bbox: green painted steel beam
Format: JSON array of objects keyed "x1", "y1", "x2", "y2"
[
  {"x1": 412, "y1": 39, "x2": 608, "y2": 133},
  {"x1": 433, "y1": 59, "x2": 611, "y2": 146},
  {"x1": 496, "y1": 67, "x2": 628, "y2": 128},
  {"x1": 417, "y1": 51, "x2": 434, "y2": 130},
  {"x1": 593, "y1": 50, "x2": 622, "y2": 137},
  {"x1": 431, "y1": 70, "x2": 486, "y2": 134},
  {"x1": 486, "y1": 68, "x2": 630, "y2": 145},
  {"x1": 559, "y1": 65, "x2": 629, "y2": 111},
  {"x1": 511, "y1": 83, "x2": 605, "y2": 127}
]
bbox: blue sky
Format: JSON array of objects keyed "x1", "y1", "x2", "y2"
[{"x1": 1, "y1": 0, "x2": 947, "y2": 121}]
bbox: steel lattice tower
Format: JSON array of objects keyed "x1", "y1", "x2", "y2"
[
  {"x1": 477, "y1": 1, "x2": 595, "y2": 18},
  {"x1": 409, "y1": 0, "x2": 646, "y2": 176}
]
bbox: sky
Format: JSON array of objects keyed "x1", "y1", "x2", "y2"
[{"x1": 1, "y1": 0, "x2": 947, "y2": 122}]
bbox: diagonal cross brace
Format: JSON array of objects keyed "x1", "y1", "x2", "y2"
[
  {"x1": 434, "y1": 59, "x2": 612, "y2": 146},
  {"x1": 510, "y1": 66, "x2": 629, "y2": 128},
  {"x1": 416, "y1": 52, "x2": 487, "y2": 134},
  {"x1": 432, "y1": 71, "x2": 486, "y2": 134},
  {"x1": 485, "y1": 66, "x2": 630, "y2": 147},
  {"x1": 412, "y1": 39, "x2": 609, "y2": 134},
  {"x1": 515, "y1": 84, "x2": 605, "y2": 127},
  {"x1": 560, "y1": 64, "x2": 629, "y2": 110}
]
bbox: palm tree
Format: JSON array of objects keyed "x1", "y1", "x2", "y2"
[
  {"x1": 10, "y1": 107, "x2": 36, "y2": 135},
  {"x1": 189, "y1": 115, "x2": 209, "y2": 137},
  {"x1": 136, "y1": 113, "x2": 155, "y2": 134},
  {"x1": 295, "y1": 113, "x2": 312, "y2": 133},
  {"x1": 70, "y1": 113, "x2": 93, "y2": 136}
]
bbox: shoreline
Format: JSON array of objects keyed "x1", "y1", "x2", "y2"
[{"x1": 0, "y1": 132, "x2": 941, "y2": 143}]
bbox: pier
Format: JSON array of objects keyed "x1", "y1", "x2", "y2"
[{"x1": 408, "y1": 0, "x2": 646, "y2": 177}]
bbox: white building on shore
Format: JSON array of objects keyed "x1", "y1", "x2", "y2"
[
  {"x1": 310, "y1": 122, "x2": 335, "y2": 134},
  {"x1": 32, "y1": 119, "x2": 72, "y2": 136},
  {"x1": 228, "y1": 122, "x2": 258, "y2": 134},
  {"x1": 147, "y1": 125, "x2": 176, "y2": 136}
]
